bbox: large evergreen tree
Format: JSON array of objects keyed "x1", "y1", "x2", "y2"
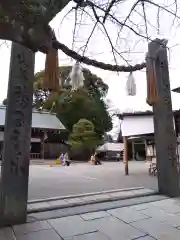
[{"x1": 33, "y1": 66, "x2": 112, "y2": 138}]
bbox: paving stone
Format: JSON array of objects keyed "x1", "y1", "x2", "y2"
[
  {"x1": 131, "y1": 218, "x2": 180, "y2": 240},
  {"x1": 151, "y1": 202, "x2": 180, "y2": 214},
  {"x1": 128, "y1": 203, "x2": 151, "y2": 211},
  {"x1": 64, "y1": 231, "x2": 110, "y2": 240},
  {"x1": 28, "y1": 202, "x2": 51, "y2": 211},
  {"x1": 108, "y1": 189, "x2": 155, "y2": 199},
  {"x1": 81, "y1": 195, "x2": 110, "y2": 202},
  {"x1": 49, "y1": 200, "x2": 69, "y2": 207},
  {"x1": 134, "y1": 189, "x2": 155, "y2": 195},
  {"x1": 107, "y1": 207, "x2": 150, "y2": 223},
  {"x1": 135, "y1": 236, "x2": 156, "y2": 240},
  {"x1": 81, "y1": 211, "x2": 110, "y2": 221},
  {"x1": 91, "y1": 195, "x2": 111, "y2": 201},
  {"x1": 108, "y1": 191, "x2": 131, "y2": 198},
  {"x1": 90, "y1": 216, "x2": 146, "y2": 240},
  {"x1": 66, "y1": 198, "x2": 83, "y2": 204},
  {"x1": 108, "y1": 192, "x2": 127, "y2": 198},
  {"x1": 166, "y1": 199, "x2": 180, "y2": 205},
  {"x1": 13, "y1": 220, "x2": 51, "y2": 236},
  {"x1": 28, "y1": 209, "x2": 65, "y2": 222},
  {"x1": 174, "y1": 197, "x2": 180, "y2": 204},
  {"x1": 149, "y1": 199, "x2": 180, "y2": 214},
  {"x1": 140, "y1": 207, "x2": 180, "y2": 228},
  {"x1": 26, "y1": 215, "x2": 37, "y2": 223},
  {"x1": 16, "y1": 229, "x2": 62, "y2": 240},
  {"x1": 0, "y1": 227, "x2": 15, "y2": 240},
  {"x1": 48, "y1": 215, "x2": 97, "y2": 238},
  {"x1": 80, "y1": 196, "x2": 99, "y2": 202},
  {"x1": 152, "y1": 199, "x2": 180, "y2": 206}
]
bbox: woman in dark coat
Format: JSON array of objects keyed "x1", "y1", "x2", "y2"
[{"x1": 94, "y1": 151, "x2": 104, "y2": 165}]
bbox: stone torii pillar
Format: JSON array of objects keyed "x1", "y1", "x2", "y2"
[
  {"x1": 0, "y1": 1, "x2": 72, "y2": 227},
  {"x1": 147, "y1": 39, "x2": 180, "y2": 197},
  {"x1": 0, "y1": 43, "x2": 35, "y2": 226}
]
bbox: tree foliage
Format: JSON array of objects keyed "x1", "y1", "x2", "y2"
[
  {"x1": 33, "y1": 66, "x2": 112, "y2": 137},
  {"x1": 2, "y1": 98, "x2": 7, "y2": 106},
  {"x1": 69, "y1": 119, "x2": 100, "y2": 150}
]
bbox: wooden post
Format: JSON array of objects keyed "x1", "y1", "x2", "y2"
[
  {"x1": 40, "y1": 131, "x2": 45, "y2": 160},
  {"x1": 0, "y1": 43, "x2": 35, "y2": 226},
  {"x1": 123, "y1": 136, "x2": 129, "y2": 175},
  {"x1": 144, "y1": 140, "x2": 147, "y2": 161},
  {"x1": 148, "y1": 39, "x2": 180, "y2": 196},
  {"x1": 132, "y1": 141, "x2": 135, "y2": 160}
]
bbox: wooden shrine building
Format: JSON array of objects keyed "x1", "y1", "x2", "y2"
[
  {"x1": 0, "y1": 106, "x2": 68, "y2": 159},
  {"x1": 118, "y1": 110, "x2": 180, "y2": 162}
]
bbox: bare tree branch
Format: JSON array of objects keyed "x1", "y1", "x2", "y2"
[
  {"x1": 72, "y1": 8, "x2": 78, "y2": 50},
  {"x1": 1, "y1": 0, "x2": 180, "y2": 74},
  {"x1": 134, "y1": 9, "x2": 157, "y2": 31},
  {"x1": 157, "y1": 6, "x2": 160, "y2": 35},
  {"x1": 143, "y1": 0, "x2": 180, "y2": 20},
  {"x1": 103, "y1": 0, "x2": 116, "y2": 23},
  {"x1": 115, "y1": 0, "x2": 141, "y2": 45},
  {"x1": 82, "y1": 22, "x2": 98, "y2": 55},
  {"x1": 101, "y1": 22, "x2": 130, "y2": 65},
  {"x1": 86, "y1": 1, "x2": 153, "y2": 41},
  {"x1": 141, "y1": 0, "x2": 148, "y2": 40}
]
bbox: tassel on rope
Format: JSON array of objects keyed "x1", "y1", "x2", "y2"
[
  {"x1": 126, "y1": 72, "x2": 136, "y2": 96},
  {"x1": 70, "y1": 62, "x2": 84, "y2": 91},
  {"x1": 146, "y1": 54, "x2": 158, "y2": 106},
  {"x1": 43, "y1": 31, "x2": 60, "y2": 91}
]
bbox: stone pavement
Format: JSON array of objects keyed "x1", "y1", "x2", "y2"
[{"x1": 2, "y1": 197, "x2": 180, "y2": 239}]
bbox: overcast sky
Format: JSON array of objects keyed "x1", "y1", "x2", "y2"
[{"x1": 1, "y1": 0, "x2": 180, "y2": 116}]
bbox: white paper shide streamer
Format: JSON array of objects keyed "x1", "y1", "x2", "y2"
[
  {"x1": 126, "y1": 72, "x2": 136, "y2": 96},
  {"x1": 69, "y1": 62, "x2": 84, "y2": 90},
  {"x1": 59, "y1": 73, "x2": 63, "y2": 87}
]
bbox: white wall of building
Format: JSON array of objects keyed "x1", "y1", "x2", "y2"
[
  {"x1": 121, "y1": 114, "x2": 176, "y2": 137},
  {"x1": 97, "y1": 143, "x2": 124, "y2": 151},
  {"x1": 121, "y1": 115, "x2": 154, "y2": 137}
]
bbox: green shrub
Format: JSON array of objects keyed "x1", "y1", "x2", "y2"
[{"x1": 69, "y1": 119, "x2": 100, "y2": 152}]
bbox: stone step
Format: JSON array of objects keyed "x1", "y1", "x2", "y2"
[
  {"x1": 28, "y1": 186, "x2": 144, "y2": 204},
  {"x1": 27, "y1": 188, "x2": 158, "y2": 214},
  {"x1": 27, "y1": 194, "x2": 168, "y2": 222}
]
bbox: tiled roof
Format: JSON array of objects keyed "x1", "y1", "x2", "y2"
[
  {"x1": 0, "y1": 106, "x2": 66, "y2": 130},
  {"x1": 117, "y1": 111, "x2": 153, "y2": 118}
]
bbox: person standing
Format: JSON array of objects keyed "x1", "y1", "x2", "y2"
[
  {"x1": 64, "y1": 152, "x2": 70, "y2": 166},
  {"x1": 89, "y1": 154, "x2": 95, "y2": 164},
  {"x1": 59, "y1": 153, "x2": 64, "y2": 164},
  {"x1": 116, "y1": 153, "x2": 120, "y2": 162},
  {"x1": 94, "y1": 152, "x2": 102, "y2": 165}
]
